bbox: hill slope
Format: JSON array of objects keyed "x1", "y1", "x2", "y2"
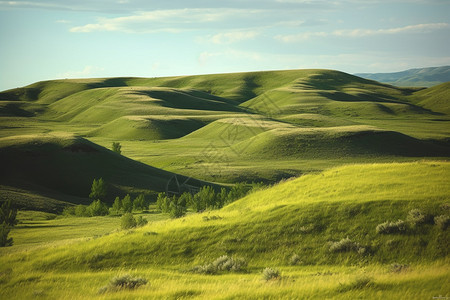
[
  {"x1": 0, "y1": 133, "x2": 208, "y2": 212},
  {"x1": 3, "y1": 162, "x2": 448, "y2": 271}
]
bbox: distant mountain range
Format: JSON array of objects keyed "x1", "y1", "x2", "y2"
[{"x1": 355, "y1": 66, "x2": 450, "y2": 87}]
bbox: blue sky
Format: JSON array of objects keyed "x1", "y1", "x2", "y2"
[{"x1": 0, "y1": 0, "x2": 449, "y2": 91}]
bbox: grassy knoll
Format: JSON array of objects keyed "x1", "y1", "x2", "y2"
[{"x1": 0, "y1": 162, "x2": 448, "y2": 299}]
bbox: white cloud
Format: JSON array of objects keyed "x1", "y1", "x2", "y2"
[
  {"x1": 70, "y1": 9, "x2": 265, "y2": 33},
  {"x1": 58, "y1": 66, "x2": 104, "y2": 78},
  {"x1": 276, "y1": 22, "x2": 450, "y2": 42}
]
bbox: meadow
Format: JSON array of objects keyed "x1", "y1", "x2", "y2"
[{"x1": 0, "y1": 69, "x2": 449, "y2": 299}]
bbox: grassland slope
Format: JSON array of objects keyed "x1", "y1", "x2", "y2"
[
  {"x1": 0, "y1": 133, "x2": 208, "y2": 211},
  {"x1": 3, "y1": 162, "x2": 447, "y2": 272}
]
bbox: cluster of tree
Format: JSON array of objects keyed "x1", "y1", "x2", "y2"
[
  {"x1": 63, "y1": 177, "x2": 149, "y2": 217},
  {"x1": 157, "y1": 182, "x2": 264, "y2": 218},
  {"x1": 0, "y1": 200, "x2": 18, "y2": 247}
]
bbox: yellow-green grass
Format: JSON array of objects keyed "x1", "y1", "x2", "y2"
[
  {"x1": 0, "y1": 162, "x2": 449, "y2": 299},
  {"x1": 0, "y1": 263, "x2": 448, "y2": 299}
]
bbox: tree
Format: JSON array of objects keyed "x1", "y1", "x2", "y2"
[
  {"x1": 122, "y1": 194, "x2": 133, "y2": 213},
  {"x1": 89, "y1": 178, "x2": 107, "y2": 201},
  {"x1": 133, "y1": 194, "x2": 146, "y2": 211},
  {"x1": 0, "y1": 200, "x2": 18, "y2": 226},
  {"x1": 88, "y1": 200, "x2": 109, "y2": 216},
  {"x1": 121, "y1": 213, "x2": 137, "y2": 229},
  {"x1": 0, "y1": 223, "x2": 13, "y2": 247},
  {"x1": 110, "y1": 196, "x2": 122, "y2": 215},
  {"x1": 169, "y1": 197, "x2": 186, "y2": 218},
  {"x1": 156, "y1": 193, "x2": 169, "y2": 212},
  {"x1": 0, "y1": 200, "x2": 17, "y2": 247},
  {"x1": 112, "y1": 142, "x2": 122, "y2": 155}
]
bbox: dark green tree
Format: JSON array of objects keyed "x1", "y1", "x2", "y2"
[
  {"x1": 133, "y1": 194, "x2": 146, "y2": 211},
  {"x1": 110, "y1": 196, "x2": 122, "y2": 215},
  {"x1": 121, "y1": 213, "x2": 137, "y2": 229},
  {"x1": 0, "y1": 200, "x2": 18, "y2": 226},
  {"x1": 88, "y1": 200, "x2": 109, "y2": 216},
  {"x1": 89, "y1": 178, "x2": 107, "y2": 201},
  {"x1": 112, "y1": 142, "x2": 122, "y2": 155},
  {"x1": 122, "y1": 194, "x2": 133, "y2": 213},
  {"x1": 0, "y1": 200, "x2": 17, "y2": 247}
]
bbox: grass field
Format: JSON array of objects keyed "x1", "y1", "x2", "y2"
[
  {"x1": 0, "y1": 162, "x2": 449, "y2": 299},
  {"x1": 0, "y1": 69, "x2": 449, "y2": 298}
]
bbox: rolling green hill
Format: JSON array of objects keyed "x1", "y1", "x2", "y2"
[
  {"x1": 0, "y1": 133, "x2": 208, "y2": 212},
  {"x1": 0, "y1": 68, "x2": 448, "y2": 208}
]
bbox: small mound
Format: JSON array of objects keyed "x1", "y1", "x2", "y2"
[
  {"x1": 183, "y1": 116, "x2": 293, "y2": 142},
  {"x1": 88, "y1": 116, "x2": 206, "y2": 140},
  {"x1": 233, "y1": 126, "x2": 450, "y2": 158}
]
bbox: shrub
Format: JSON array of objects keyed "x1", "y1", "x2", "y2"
[
  {"x1": 169, "y1": 197, "x2": 186, "y2": 219},
  {"x1": 192, "y1": 256, "x2": 247, "y2": 274},
  {"x1": 376, "y1": 220, "x2": 406, "y2": 234},
  {"x1": 62, "y1": 206, "x2": 76, "y2": 216},
  {"x1": 112, "y1": 142, "x2": 121, "y2": 155},
  {"x1": 121, "y1": 213, "x2": 137, "y2": 230},
  {"x1": 136, "y1": 216, "x2": 148, "y2": 227},
  {"x1": 329, "y1": 237, "x2": 358, "y2": 252},
  {"x1": 99, "y1": 274, "x2": 147, "y2": 293},
  {"x1": 262, "y1": 267, "x2": 281, "y2": 281},
  {"x1": 289, "y1": 254, "x2": 301, "y2": 265},
  {"x1": 212, "y1": 255, "x2": 247, "y2": 272},
  {"x1": 74, "y1": 205, "x2": 90, "y2": 217},
  {"x1": 407, "y1": 209, "x2": 431, "y2": 226},
  {"x1": 434, "y1": 215, "x2": 449, "y2": 230}
]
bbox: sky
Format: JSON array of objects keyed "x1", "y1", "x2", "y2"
[{"x1": 0, "y1": 0, "x2": 449, "y2": 91}]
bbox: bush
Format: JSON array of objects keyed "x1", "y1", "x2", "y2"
[
  {"x1": 376, "y1": 220, "x2": 407, "y2": 234},
  {"x1": 262, "y1": 267, "x2": 281, "y2": 281},
  {"x1": 434, "y1": 215, "x2": 449, "y2": 230},
  {"x1": 112, "y1": 142, "x2": 122, "y2": 155},
  {"x1": 121, "y1": 213, "x2": 137, "y2": 230},
  {"x1": 99, "y1": 274, "x2": 147, "y2": 293},
  {"x1": 192, "y1": 256, "x2": 247, "y2": 274},
  {"x1": 212, "y1": 255, "x2": 247, "y2": 272},
  {"x1": 407, "y1": 209, "x2": 431, "y2": 226},
  {"x1": 329, "y1": 237, "x2": 358, "y2": 252},
  {"x1": 74, "y1": 205, "x2": 90, "y2": 217},
  {"x1": 289, "y1": 254, "x2": 301, "y2": 266},
  {"x1": 136, "y1": 216, "x2": 148, "y2": 227}
]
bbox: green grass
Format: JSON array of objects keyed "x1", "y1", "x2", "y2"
[{"x1": 0, "y1": 162, "x2": 449, "y2": 299}]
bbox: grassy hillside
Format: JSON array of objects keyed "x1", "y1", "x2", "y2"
[
  {"x1": 0, "y1": 133, "x2": 209, "y2": 212},
  {"x1": 0, "y1": 162, "x2": 448, "y2": 299},
  {"x1": 0, "y1": 68, "x2": 448, "y2": 201}
]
